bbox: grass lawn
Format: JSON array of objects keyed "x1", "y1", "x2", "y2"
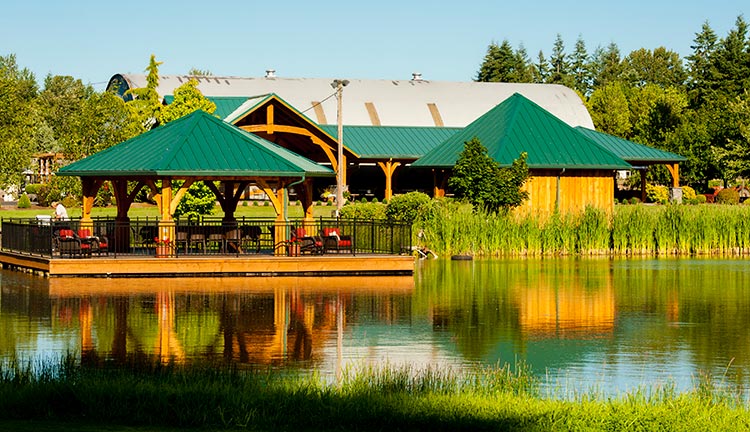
[{"x1": 0, "y1": 202, "x2": 339, "y2": 220}]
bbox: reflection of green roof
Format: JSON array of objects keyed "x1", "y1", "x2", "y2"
[
  {"x1": 58, "y1": 110, "x2": 333, "y2": 178},
  {"x1": 413, "y1": 93, "x2": 631, "y2": 170},
  {"x1": 575, "y1": 127, "x2": 686, "y2": 164},
  {"x1": 163, "y1": 95, "x2": 249, "y2": 119},
  {"x1": 319, "y1": 125, "x2": 461, "y2": 159}
]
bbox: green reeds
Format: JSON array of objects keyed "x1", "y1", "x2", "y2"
[
  {"x1": 1, "y1": 357, "x2": 749, "y2": 431},
  {"x1": 419, "y1": 203, "x2": 750, "y2": 257}
]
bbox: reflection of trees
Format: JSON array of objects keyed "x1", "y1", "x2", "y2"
[{"x1": 612, "y1": 259, "x2": 750, "y2": 388}]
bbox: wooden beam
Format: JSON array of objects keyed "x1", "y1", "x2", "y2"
[
  {"x1": 378, "y1": 160, "x2": 401, "y2": 201},
  {"x1": 311, "y1": 101, "x2": 327, "y2": 124},
  {"x1": 365, "y1": 102, "x2": 381, "y2": 126},
  {"x1": 666, "y1": 163, "x2": 680, "y2": 188},
  {"x1": 266, "y1": 104, "x2": 274, "y2": 134},
  {"x1": 169, "y1": 179, "x2": 194, "y2": 216}
]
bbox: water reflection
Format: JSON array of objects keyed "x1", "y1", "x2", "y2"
[{"x1": 2, "y1": 257, "x2": 750, "y2": 394}]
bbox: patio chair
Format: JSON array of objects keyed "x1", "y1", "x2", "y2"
[
  {"x1": 240, "y1": 225, "x2": 262, "y2": 253},
  {"x1": 77, "y1": 228, "x2": 108, "y2": 256},
  {"x1": 292, "y1": 228, "x2": 324, "y2": 255},
  {"x1": 322, "y1": 227, "x2": 353, "y2": 254},
  {"x1": 225, "y1": 228, "x2": 242, "y2": 254},
  {"x1": 175, "y1": 231, "x2": 189, "y2": 254},
  {"x1": 58, "y1": 229, "x2": 91, "y2": 258}
]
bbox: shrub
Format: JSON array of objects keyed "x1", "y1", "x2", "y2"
[
  {"x1": 630, "y1": 197, "x2": 641, "y2": 205},
  {"x1": 360, "y1": 197, "x2": 367, "y2": 203},
  {"x1": 696, "y1": 194, "x2": 707, "y2": 204},
  {"x1": 646, "y1": 184, "x2": 669, "y2": 204},
  {"x1": 372, "y1": 197, "x2": 379, "y2": 203},
  {"x1": 385, "y1": 192, "x2": 431, "y2": 224},
  {"x1": 61, "y1": 195, "x2": 78, "y2": 208},
  {"x1": 24, "y1": 184, "x2": 42, "y2": 195},
  {"x1": 682, "y1": 186, "x2": 697, "y2": 201},
  {"x1": 715, "y1": 188, "x2": 740, "y2": 205},
  {"x1": 17, "y1": 193, "x2": 31, "y2": 208},
  {"x1": 242, "y1": 201, "x2": 248, "y2": 207},
  {"x1": 339, "y1": 202, "x2": 386, "y2": 219},
  {"x1": 95, "y1": 183, "x2": 113, "y2": 207}
]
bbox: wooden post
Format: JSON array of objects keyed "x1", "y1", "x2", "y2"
[
  {"x1": 378, "y1": 160, "x2": 401, "y2": 201},
  {"x1": 665, "y1": 163, "x2": 680, "y2": 188},
  {"x1": 80, "y1": 177, "x2": 102, "y2": 232},
  {"x1": 640, "y1": 168, "x2": 648, "y2": 203},
  {"x1": 157, "y1": 179, "x2": 175, "y2": 257}
]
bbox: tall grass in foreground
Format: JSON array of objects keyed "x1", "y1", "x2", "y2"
[
  {"x1": 0, "y1": 357, "x2": 748, "y2": 431},
  {"x1": 419, "y1": 203, "x2": 750, "y2": 257}
]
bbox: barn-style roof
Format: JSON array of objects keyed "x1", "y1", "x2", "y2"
[
  {"x1": 413, "y1": 93, "x2": 631, "y2": 170},
  {"x1": 109, "y1": 74, "x2": 595, "y2": 128},
  {"x1": 57, "y1": 110, "x2": 333, "y2": 178},
  {"x1": 575, "y1": 127, "x2": 687, "y2": 165}
]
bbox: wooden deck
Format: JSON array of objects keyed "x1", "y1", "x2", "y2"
[{"x1": 0, "y1": 251, "x2": 415, "y2": 277}]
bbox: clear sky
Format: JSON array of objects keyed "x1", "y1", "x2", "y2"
[{"x1": 1, "y1": 0, "x2": 746, "y2": 90}]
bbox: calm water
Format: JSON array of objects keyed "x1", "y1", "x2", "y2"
[{"x1": 2, "y1": 257, "x2": 750, "y2": 394}]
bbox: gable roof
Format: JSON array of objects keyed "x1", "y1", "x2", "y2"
[
  {"x1": 163, "y1": 95, "x2": 249, "y2": 120},
  {"x1": 57, "y1": 110, "x2": 334, "y2": 178},
  {"x1": 575, "y1": 127, "x2": 686, "y2": 164},
  {"x1": 318, "y1": 125, "x2": 461, "y2": 159},
  {"x1": 412, "y1": 93, "x2": 631, "y2": 170}
]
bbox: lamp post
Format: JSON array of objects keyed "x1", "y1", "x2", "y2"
[{"x1": 331, "y1": 79, "x2": 349, "y2": 216}]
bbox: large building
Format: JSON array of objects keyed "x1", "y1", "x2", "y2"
[{"x1": 107, "y1": 72, "x2": 682, "y2": 213}]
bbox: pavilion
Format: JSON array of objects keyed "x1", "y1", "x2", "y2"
[{"x1": 57, "y1": 109, "x2": 334, "y2": 254}]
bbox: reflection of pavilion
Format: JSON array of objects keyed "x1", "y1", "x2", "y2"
[
  {"x1": 516, "y1": 283, "x2": 615, "y2": 337},
  {"x1": 49, "y1": 276, "x2": 413, "y2": 365}
]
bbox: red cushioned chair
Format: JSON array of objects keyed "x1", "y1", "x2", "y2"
[
  {"x1": 77, "y1": 229, "x2": 108, "y2": 256},
  {"x1": 292, "y1": 228, "x2": 324, "y2": 254},
  {"x1": 58, "y1": 229, "x2": 91, "y2": 258},
  {"x1": 322, "y1": 228, "x2": 352, "y2": 254}
]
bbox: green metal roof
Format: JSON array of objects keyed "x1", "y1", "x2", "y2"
[
  {"x1": 318, "y1": 125, "x2": 461, "y2": 159},
  {"x1": 413, "y1": 93, "x2": 631, "y2": 170},
  {"x1": 163, "y1": 95, "x2": 250, "y2": 119},
  {"x1": 575, "y1": 127, "x2": 686, "y2": 164},
  {"x1": 58, "y1": 110, "x2": 334, "y2": 178}
]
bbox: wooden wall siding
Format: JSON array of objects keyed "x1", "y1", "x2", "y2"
[{"x1": 517, "y1": 169, "x2": 614, "y2": 216}]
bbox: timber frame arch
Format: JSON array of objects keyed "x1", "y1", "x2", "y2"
[{"x1": 227, "y1": 94, "x2": 358, "y2": 192}]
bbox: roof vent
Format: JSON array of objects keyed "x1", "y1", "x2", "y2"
[
  {"x1": 411, "y1": 72, "x2": 423, "y2": 81},
  {"x1": 265, "y1": 69, "x2": 276, "y2": 78}
]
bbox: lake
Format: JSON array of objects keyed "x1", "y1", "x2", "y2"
[{"x1": 1, "y1": 257, "x2": 749, "y2": 395}]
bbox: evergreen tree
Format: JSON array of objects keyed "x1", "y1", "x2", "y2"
[
  {"x1": 712, "y1": 16, "x2": 750, "y2": 98},
  {"x1": 686, "y1": 21, "x2": 719, "y2": 105},
  {"x1": 533, "y1": 50, "x2": 549, "y2": 83},
  {"x1": 548, "y1": 34, "x2": 572, "y2": 86},
  {"x1": 476, "y1": 40, "x2": 529, "y2": 82},
  {"x1": 570, "y1": 36, "x2": 593, "y2": 95},
  {"x1": 591, "y1": 43, "x2": 623, "y2": 87}
]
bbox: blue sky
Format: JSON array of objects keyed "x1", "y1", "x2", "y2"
[{"x1": 1, "y1": 0, "x2": 746, "y2": 89}]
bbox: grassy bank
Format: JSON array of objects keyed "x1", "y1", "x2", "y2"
[
  {"x1": 419, "y1": 202, "x2": 750, "y2": 257},
  {"x1": 0, "y1": 358, "x2": 747, "y2": 431}
]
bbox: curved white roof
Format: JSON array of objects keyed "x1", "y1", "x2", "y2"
[{"x1": 113, "y1": 74, "x2": 594, "y2": 129}]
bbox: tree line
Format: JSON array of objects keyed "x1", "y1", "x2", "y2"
[
  {"x1": 0, "y1": 54, "x2": 214, "y2": 203},
  {"x1": 476, "y1": 16, "x2": 750, "y2": 190}
]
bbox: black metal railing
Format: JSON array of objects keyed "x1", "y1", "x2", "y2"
[{"x1": 0, "y1": 217, "x2": 412, "y2": 259}]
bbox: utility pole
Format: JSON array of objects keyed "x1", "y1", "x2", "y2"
[{"x1": 331, "y1": 79, "x2": 349, "y2": 216}]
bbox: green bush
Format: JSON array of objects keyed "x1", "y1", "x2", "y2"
[
  {"x1": 17, "y1": 193, "x2": 31, "y2": 208},
  {"x1": 630, "y1": 197, "x2": 641, "y2": 204},
  {"x1": 339, "y1": 202, "x2": 387, "y2": 219},
  {"x1": 61, "y1": 195, "x2": 78, "y2": 208},
  {"x1": 696, "y1": 194, "x2": 707, "y2": 204},
  {"x1": 682, "y1": 186, "x2": 697, "y2": 201},
  {"x1": 242, "y1": 201, "x2": 248, "y2": 207},
  {"x1": 372, "y1": 197, "x2": 379, "y2": 203},
  {"x1": 385, "y1": 192, "x2": 431, "y2": 224},
  {"x1": 24, "y1": 184, "x2": 42, "y2": 195},
  {"x1": 95, "y1": 183, "x2": 113, "y2": 207},
  {"x1": 715, "y1": 188, "x2": 740, "y2": 205},
  {"x1": 646, "y1": 184, "x2": 669, "y2": 204}
]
